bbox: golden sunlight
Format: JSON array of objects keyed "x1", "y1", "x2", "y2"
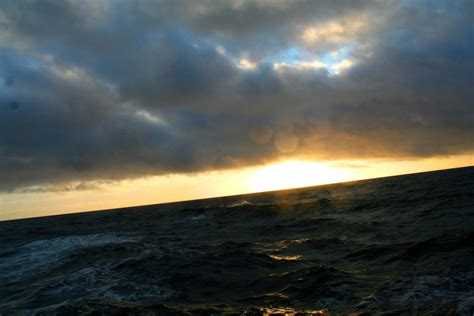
[{"x1": 247, "y1": 160, "x2": 355, "y2": 192}]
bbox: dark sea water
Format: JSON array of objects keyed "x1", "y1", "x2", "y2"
[{"x1": 1, "y1": 167, "x2": 473, "y2": 315}]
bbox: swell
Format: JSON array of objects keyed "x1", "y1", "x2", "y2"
[{"x1": 0, "y1": 167, "x2": 473, "y2": 314}]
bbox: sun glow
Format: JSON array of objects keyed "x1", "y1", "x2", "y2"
[
  {"x1": 247, "y1": 161, "x2": 354, "y2": 192},
  {"x1": 2, "y1": 155, "x2": 471, "y2": 221}
]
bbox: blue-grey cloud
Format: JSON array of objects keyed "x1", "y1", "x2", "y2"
[{"x1": 0, "y1": 0, "x2": 472, "y2": 191}]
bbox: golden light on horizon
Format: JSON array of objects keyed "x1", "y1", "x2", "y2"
[
  {"x1": 1, "y1": 155, "x2": 471, "y2": 221},
  {"x1": 247, "y1": 160, "x2": 355, "y2": 192}
]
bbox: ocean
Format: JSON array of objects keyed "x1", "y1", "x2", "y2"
[{"x1": 1, "y1": 167, "x2": 473, "y2": 315}]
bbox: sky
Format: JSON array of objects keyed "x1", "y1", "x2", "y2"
[{"x1": 0, "y1": 0, "x2": 473, "y2": 220}]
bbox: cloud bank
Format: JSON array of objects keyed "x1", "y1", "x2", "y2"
[{"x1": 0, "y1": 0, "x2": 473, "y2": 191}]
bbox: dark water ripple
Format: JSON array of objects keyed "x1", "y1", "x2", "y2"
[{"x1": 0, "y1": 167, "x2": 473, "y2": 315}]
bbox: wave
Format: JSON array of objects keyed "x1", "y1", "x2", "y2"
[
  {"x1": 0, "y1": 233, "x2": 138, "y2": 284},
  {"x1": 0, "y1": 167, "x2": 473, "y2": 314}
]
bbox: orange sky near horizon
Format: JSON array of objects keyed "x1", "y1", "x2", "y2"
[{"x1": 0, "y1": 154, "x2": 472, "y2": 221}]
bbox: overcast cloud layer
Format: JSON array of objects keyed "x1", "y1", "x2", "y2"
[{"x1": 0, "y1": 0, "x2": 473, "y2": 191}]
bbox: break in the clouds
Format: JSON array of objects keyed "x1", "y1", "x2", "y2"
[{"x1": 0, "y1": 0, "x2": 473, "y2": 191}]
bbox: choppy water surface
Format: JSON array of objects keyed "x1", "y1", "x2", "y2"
[{"x1": 1, "y1": 167, "x2": 473, "y2": 315}]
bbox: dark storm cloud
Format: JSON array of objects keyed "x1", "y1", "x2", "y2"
[{"x1": 0, "y1": 0, "x2": 472, "y2": 191}]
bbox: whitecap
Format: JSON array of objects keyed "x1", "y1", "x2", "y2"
[{"x1": 0, "y1": 233, "x2": 139, "y2": 283}]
